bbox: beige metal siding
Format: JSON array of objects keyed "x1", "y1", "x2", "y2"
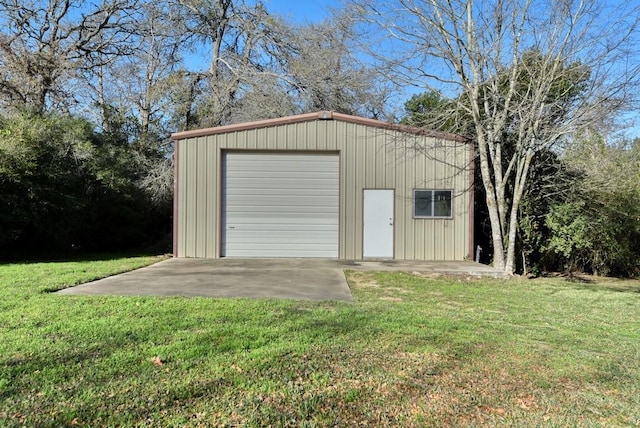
[
  {"x1": 176, "y1": 136, "x2": 218, "y2": 257},
  {"x1": 175, "y1": 118, "x2": 471, "y2": 260}
]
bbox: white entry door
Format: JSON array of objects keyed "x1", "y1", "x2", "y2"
[{"x1": 363, "y1": 189, "x2": 394, "y2": 258}]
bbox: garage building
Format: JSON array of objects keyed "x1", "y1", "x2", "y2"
[{"x1": 171, "y1": 111, "x2": 473, "y2": 260}]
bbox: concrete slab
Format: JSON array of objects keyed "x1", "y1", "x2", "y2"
[{"x1": 56, "y1": 258, "x2": 505, "y2": 301}]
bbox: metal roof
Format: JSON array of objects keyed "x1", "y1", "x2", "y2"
[{"x1": 171, "y1": 110, "x2": 468, "y2": 142}]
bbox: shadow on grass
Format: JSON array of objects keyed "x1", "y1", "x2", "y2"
[
  {"x1": 567, "y1": 282, "x2": 640, "y2": 294},
  {"x1": 542, "y1": 273, "x2": 640, "y2": 294},
  {"x1": 0, "y1": 250, "x2": 166, "y2": 266},
  {"x1": 565, "y1": 274, "x2": 596, "y2": 284},
  {"x1": 571, "y1": 274, "x2": 640, "y2": 294},
  {"x1": 1, "y1": 305, "x2": 369, "y2": 425}
]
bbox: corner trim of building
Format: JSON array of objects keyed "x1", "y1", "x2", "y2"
[{"x1": 172, "y1": 139, "x2": 180, "y2": 257}]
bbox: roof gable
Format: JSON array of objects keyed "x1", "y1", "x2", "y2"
[{"x1": 171, "y1": 111, "x2": 468, "y2": 142}]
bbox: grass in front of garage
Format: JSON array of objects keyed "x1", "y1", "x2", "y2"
[{"x1": 1, "y1": 257, "x2": 639, "y2": 426}]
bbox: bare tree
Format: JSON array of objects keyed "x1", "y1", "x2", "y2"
[
  {"x1": 226, "y1": 71, "x2": 299, "y2": 123},
  {"x1": 166, "y1": 1, "x2": 391, "y2": 128},
  {"x1": 168, "y1": 0, "x2": 287, "y2": 128},
  {"x1": 227, "y1": 9, "x2": 392, "y2": 121},
  {"x1": 282, "y1": 12, "x2": 391, "y2": 117},
  {"x1": 93, "y1": 0, "x2": 185, "y2": 137},
  {"x1": 0, "y1": 0, "x2": 140, "y2": 114},
  {"x1": 356, "y1": 0, "x2": 640, "y2": 274}
]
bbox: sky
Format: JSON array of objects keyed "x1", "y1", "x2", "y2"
[
  {"x1": 260, "y1": 0, "x2": 332, "y2": 23},
  {"x1": 251, "y1": 0, "x2": 640, "y2": 137}
]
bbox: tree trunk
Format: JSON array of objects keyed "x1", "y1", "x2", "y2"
[
  {"x1": 476, "y1": 132, "x2": 506, "y2": 271},
  {"x1": 504, "y1": 151, "x2": 534, "y2": 274}
]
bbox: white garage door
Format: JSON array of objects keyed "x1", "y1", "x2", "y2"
[{"x1": 222, "y1": 152, "x2": 339, "y2": 257}]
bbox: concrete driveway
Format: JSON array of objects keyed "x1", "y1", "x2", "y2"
[{"x1": 57, "y1": 258, "x2": 504, "y2": 301}]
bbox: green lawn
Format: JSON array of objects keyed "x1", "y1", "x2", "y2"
[{"x1": 1, "y1": 257, "x2": 639, "y2": 427}]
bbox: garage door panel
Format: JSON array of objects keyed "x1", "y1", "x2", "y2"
[
  {"x1": 226, "y1": 197, "x2": 339, "y2": 207},
  {"x1": 228, "y1": 155, "x2": 336, "y2": 164},
  {"x1": 226, "y1": 204, "x2": 338, "y2": 211},
  {"x1": 223, "y1": 249, "x2": 336, "y2": 257},
  {"x1": 228, "y1": 189, "x2": 338, "y2": 197},
  {"x1": 227, "y1": 201, "x2": 337, "y2": 208},
  {"x1": 227, "y1": 219, "x2": 337, "y2": 226},
  {"x1": 227, "y1": 208, "x2": 338, "y2": 215},
  {"x1": 223, "y1": 152, "x2": 339, "y2": 257},
  {"x1": 227, "y1": 179, "x2": 338, "y2": 189},
  {"x1": 227, "y1": 166, "x2": 336, "y2": 172},
  {"x1": 227, "y1": 228, "x2": 338, "y2": 237},
  {"x1": 227, "y1": 167, "x2": 338, "y2": 175},
  {"x1": 228, "y1": 212, "x2": 339, "y2": 220},
  {"x1": 226, "y1": 236, "x2": 338, "y2": 245},
  {"x1": 229, "y1": 225, "x2": 337, "y2": 234}
]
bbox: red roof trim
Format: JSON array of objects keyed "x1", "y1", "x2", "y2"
[{"x1": 171, "y1": 111, "x2": 469, "y2": 142}]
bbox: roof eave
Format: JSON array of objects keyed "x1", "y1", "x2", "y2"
[{"x1": 171, "y1": 110, "x2": 469, "y2": 143}]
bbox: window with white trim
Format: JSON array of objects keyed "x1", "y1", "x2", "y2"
[{"x1": 414, "y1": 189, "x2": 453, "y2": 218}]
